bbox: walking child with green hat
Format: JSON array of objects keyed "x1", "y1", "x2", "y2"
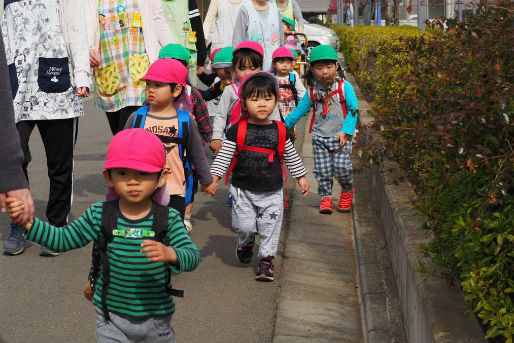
[{"x1": 284, "y1": 45, "x2": 360, "y2": 214}]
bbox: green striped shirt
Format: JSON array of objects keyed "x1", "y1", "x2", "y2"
[{"x1": 25, "y1": 202, "x2": 200, "y2": 318}]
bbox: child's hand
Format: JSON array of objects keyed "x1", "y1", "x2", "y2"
[
  {"x1": 337, "y1": 132, "x2": 352, "y2": 147},
  {"x1": 196, "y1": 66, "x2": 205, "y2": 75},
  {"x1": 209, "y1": 139, "x2": 223, "y2": 154},
  {"x1": 201, "y1": 180, "x2": 219, "y2": 196},
  {"x1": 297, "y1": 176, "x2": 309, "y2": 197},
  {"x1": 5, "y1": 198, "x2": 32, "y2": 230},
  {"x1": 141, "y1": 240, "x2": 178, "y2": 265},
  {"x1": 75, "y1": 87, "x2": 89, "y2": 98}
]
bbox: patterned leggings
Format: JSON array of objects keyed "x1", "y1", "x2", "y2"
[{"x1": 312, "y1": 134, "x2": 353, "y2": 197}]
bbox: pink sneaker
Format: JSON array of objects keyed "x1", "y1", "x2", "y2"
[{"x1": 338, "y1": 189, "x2": 354, "y2": 211}]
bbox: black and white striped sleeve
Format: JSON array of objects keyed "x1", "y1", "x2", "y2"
[
  {"x1": 210, "y1": 140, "x2": 237, "y2": 177},
  {"x1": 189, "y1": 0, "x2": 207, "y2": 66},
  {"x1": 283, "y1": 139, "x2": 307, "y2": 178}
]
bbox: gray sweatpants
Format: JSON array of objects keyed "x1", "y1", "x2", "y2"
[
  {"x1": 229, "y1": 185, "x2": 284, "y2": 258},
  {"x1": 95, "y1": 306, "x2": 175, "y2": 343}
]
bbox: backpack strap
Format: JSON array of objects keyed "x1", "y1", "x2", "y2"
[
  {"x1": 151, "y1": 204, "x2": 184, "y2": 298},
  {"x1": 98, "y1": 200, "x2": 118, "y2": 322},
  {"x1": 308, "y1": 87, "x2": 316, "y2": 133},
  {"x1": 133, "y1": 106, "x2": 150, "y2": 128},
  {"x1": 224, "y1": 119, "x2": 248, "y2": 185},
  {"x1": 177, "y1": 110, "x2": 194, "y2": 206},
  {"x1": 275, "y1": 120, "x2": 289, "y2": 208},
  {"x1": 308, "y1": 80, "x2": 347, "y2": 133}
]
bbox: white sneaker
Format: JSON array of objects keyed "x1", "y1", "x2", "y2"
[{"x1": 184, "y1": 219, "x2": 192, "y2": 234}]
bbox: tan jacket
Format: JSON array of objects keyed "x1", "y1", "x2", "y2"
[{"x1": 85, "y1": 0, "x2": 174, "y2": 63}]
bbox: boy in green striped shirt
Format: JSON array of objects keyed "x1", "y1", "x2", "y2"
[{"x1": 6, "y1": 128, "x2": 199, "y2": 342}]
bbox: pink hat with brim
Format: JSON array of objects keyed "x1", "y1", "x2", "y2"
[
  {"x1": 272, "y1": 47, "x2": 295, "y2": 60},
  {"x1": 233, "y1": 40, "x2": 264, "y2": 58},
  {"x1": 104, "y1": 128, "x2": 166, "y2": 173},
  {"x1": 141, "y1": 59, "x2": 188, "y2": 86}
]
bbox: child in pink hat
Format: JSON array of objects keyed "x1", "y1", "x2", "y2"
[
  {"x1": 271, "y1": 47, "x2": 306, "y2": 141},
  {"x1": 123, "y1": 58, "x2": 216, "y2": 223},
  {"x1": 5, "y1": 128, "x2": 200, "y2": 342}
]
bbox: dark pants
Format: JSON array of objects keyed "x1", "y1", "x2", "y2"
[
  {"x1": 105, "y1": 106, "x2": 139, "y2": 135},
  {"x1": 16, "y1": 118, "x2": 78, "y2": 226}
]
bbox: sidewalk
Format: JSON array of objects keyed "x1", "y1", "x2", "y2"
[{"x1": 272, "y1": 118, "x2": 363, "y2": 342}]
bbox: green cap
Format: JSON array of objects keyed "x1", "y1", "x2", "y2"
[
  {"x1": 289, "y1": 48, "x2": 299, "y2": 59},
  {"x1": 213, "y1": 46, "x2": 234, "y2": 68},
  {"x1": 309, "y1": 45, "x2": 339, "y2": 63},
  {"x1": 158, "y1": 44, "x2": 191, "y2": 63},
  {"x1": 281, "y1": 17, "x2": 295, "y2": 31}
]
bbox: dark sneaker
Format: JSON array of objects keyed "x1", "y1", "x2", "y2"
[
  {"x1": 255, "y1": 259, "x2": 274, "y2": 282},
  {"x1": 3, "y1": 223, "x2": 27, "y2": 255},
  {"x1": 39, "y1": 246, "x2": 62, "y2": 257},
  {"x1": 236, "y1": 242, "x2": 254, "y2": 264}
]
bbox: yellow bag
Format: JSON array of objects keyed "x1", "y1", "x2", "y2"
[
  {"x1": 128, "y1": 54, "x2": 150, "y2": 83},
  {"x1": 94, "y1": 61, "x2": 120, "y2": 96}
]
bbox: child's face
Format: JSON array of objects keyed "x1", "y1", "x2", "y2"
[
  {"x1": 235, "y1": 59, "x2": 260, "y2": 82},
  {"x1": 215, "y1": 67, "x2": 234, "y2": 86},
  {"x1": 104, "y1": 168, "x2": 165, "y2": 205},
  {"x1": 312, "y1": 61, "x2": 339, "y2": 86},
  {"x1": 273, "y1": 58, "x2": 293, "y2": 77},
  {"x1": 243, "y1": 92, "x2": 277, "y2": 123},
  {"x1": 145, "y1": 80, "x2": 182, "y2": 108},
  {"x1": 282, "y1": 22, "x2": 292, "y2": 33}
]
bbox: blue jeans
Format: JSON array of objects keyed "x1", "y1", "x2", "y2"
[{"x1": 95, "y1": 306, "x2": 175, "y2": 343}]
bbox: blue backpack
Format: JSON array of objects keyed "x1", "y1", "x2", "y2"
[{"x1": 132, "y1": 106, "x2": 194, "y2": 206}]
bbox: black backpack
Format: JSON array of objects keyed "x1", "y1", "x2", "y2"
[{"x1": 87, "y1": 201, "x2": 183, "y2": 321}]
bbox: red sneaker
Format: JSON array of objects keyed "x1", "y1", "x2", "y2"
[
  {"x1": 319, "y1": 196, "x2": 333, "y2": 214},
  {"x1": 338, "y1": 189, "x2": 354, "y2": 211}
]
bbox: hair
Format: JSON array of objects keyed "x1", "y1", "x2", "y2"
[
  {"x1": 305, "y1": 59, "x2": 343, "y2": 87},
  {"x1": 240, "y1": 75, "x2": 278, "y2": 101},
  {"x1": 273, "y1": 56, "x2": 294, "y2": 64},
  {"x1": 233, "y1": 48, "x2": 263, "y2": 70},
  {"x1": 167, "y1": 82, "x2": 184, "y2": 99},
  {"x1": 282, "y1": 21, "x2": 293, "y2": 31},
  {"x1": 106, "y1": 168, "x2": 163, "y2": 179}
]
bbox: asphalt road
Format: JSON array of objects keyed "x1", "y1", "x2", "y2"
[{"x1": 0, "y1": 98, "x2": 283, "y2": 343}]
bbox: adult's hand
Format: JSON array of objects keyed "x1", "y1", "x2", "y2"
[
  {"x1": 0, "y1": 188, "x2": 34, "y2": 224},
  {"x1": 75, "y1": 87, "x2": 89, "y2": 97},
  {"x1": 89, "y1": 48, "x2": 100, "y2": 68}
]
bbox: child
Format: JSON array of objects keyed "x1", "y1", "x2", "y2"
[
  {"x1": 282, "y1": 17, "x2": 299, "y2": 52},
  {"x1": 285, "y1": 45, "x2": 359, "y2": 214},
  {"x1": 199, "y1": 47, "x2": 235, "y2": 103},
  {"x1": 209, "y1": 72, "x2": 309, "y2": 281},
  {"x1": 271, "y1": 47, "x2": 306, "y2": 120},
  {"x1": 124, "y1": 58, "x2": 214, "y2": 221},
  {"x1": 209, "y1": 41, "x2": 282, "y2": 155},
  {"x1": 5, "y1": 128, "x2": 200, "y2": 341},
  {"x1": 231, "y1": 0, "x2": 284, "y2": 70}
]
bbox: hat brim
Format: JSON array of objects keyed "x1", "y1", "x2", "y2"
[
  {"x1": 212, "y1": 62, "x2": 232, "y2": 69},
  {"x1": 103, "y1": 159, "x2": 163, "y2": 173}
]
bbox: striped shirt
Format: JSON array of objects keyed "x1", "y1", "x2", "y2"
[
  {"x1": 211, "y1": 121, "x2": 307, "y2": 192},
  {"x1": 25, "y1": 202, "x2": 200, "y2": 318}
]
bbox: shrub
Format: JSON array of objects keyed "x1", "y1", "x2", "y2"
[{"x1": 334, "y1": 3, "x2": 514, "y2": 341}]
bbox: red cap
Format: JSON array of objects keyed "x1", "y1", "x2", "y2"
[
  {"x1": 141, "y1": 59, "x2": 188, "y2": 86},
  {"x1": 272, "y1": 47, "x2": 294, "y2": 60},
  {"x1": 104, "y1": 129, "x2": 165, "y2": 173},
  {"x1": 210, "y1": 48, "x2": 222, "y2": 63},
  {"x1": 233, "y1": 40, "x2": 264, "y2": 58}
]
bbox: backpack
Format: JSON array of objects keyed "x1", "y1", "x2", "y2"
[
  {"x1": 276, "y1": 72, "x2": 299, "y2": 106},
  {"x1": 132, "y1": 106, "x2": 194, "y2": 206},
  {"x1": 308, "y1": 79, "x2": 347, "y2": 133},
  {"x1": 224, "y1": 119, "x2": 290, "y2": 207},
  {"x1": 88, "y1": 201, "x2": 184, "y2": 322}
]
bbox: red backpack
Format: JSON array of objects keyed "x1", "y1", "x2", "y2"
[
  {"x1": 225, "y1": 119, "x2": 290, "y2": 207},
  {"x1": 308, "y1": 79, "x2": 347, "y2": 133}
]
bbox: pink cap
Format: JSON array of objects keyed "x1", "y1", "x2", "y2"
[
  {"x1": 210, "y1": 48, "x2": 222, "y2": 63},
  {"x1": 141, "y1": 59, "x2": 188, "y2": 86},
  {"x1": 234, "y1": 40, "x2": 264, "y2": 58},
  {"x1": 104, "y1": 129, "x2": 165, "y2": 173},
  {"x1": 272, "y1": 47, "x2": 294, "y2": 60}
]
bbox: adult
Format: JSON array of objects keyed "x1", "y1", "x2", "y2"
[
  {"x1": 85, "y1": 0, "x2": 174, "y2": 135},
  {"x1": 203, "y1": 0, "x2": 243, "y2": 51},
  {"x1": 0, "y1": 31, "x2": 34, "y2": 228},
  {"x1": 1, "y1": 0, "x2": 89, "y2": 256},
  {"x1": 276, "y1": 0, "x2": 305, "y2": 32}
]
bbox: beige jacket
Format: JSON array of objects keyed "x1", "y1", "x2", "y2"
[
  {"x1": 0, "y1": 0, "x2": 90, "y2": 88},
  {"x1": 85, "y1": 0, "x2": 174, "y2": 63}
]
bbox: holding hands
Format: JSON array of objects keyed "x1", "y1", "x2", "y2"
[
  {"x1": 201, "y1": 178, "x2": 219, "y2": 196},
  {"x1": 4, "y1": 197, "x2": 32, "y2": 230}
]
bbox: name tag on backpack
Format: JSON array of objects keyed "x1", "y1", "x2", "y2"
[{"x1": 113, "y1": 228, "x2": 155, "y2": 238}]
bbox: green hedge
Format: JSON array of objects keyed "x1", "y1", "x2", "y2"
[{"x1": 333, "y1": 5, "x2": 514, "y2": 342}]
